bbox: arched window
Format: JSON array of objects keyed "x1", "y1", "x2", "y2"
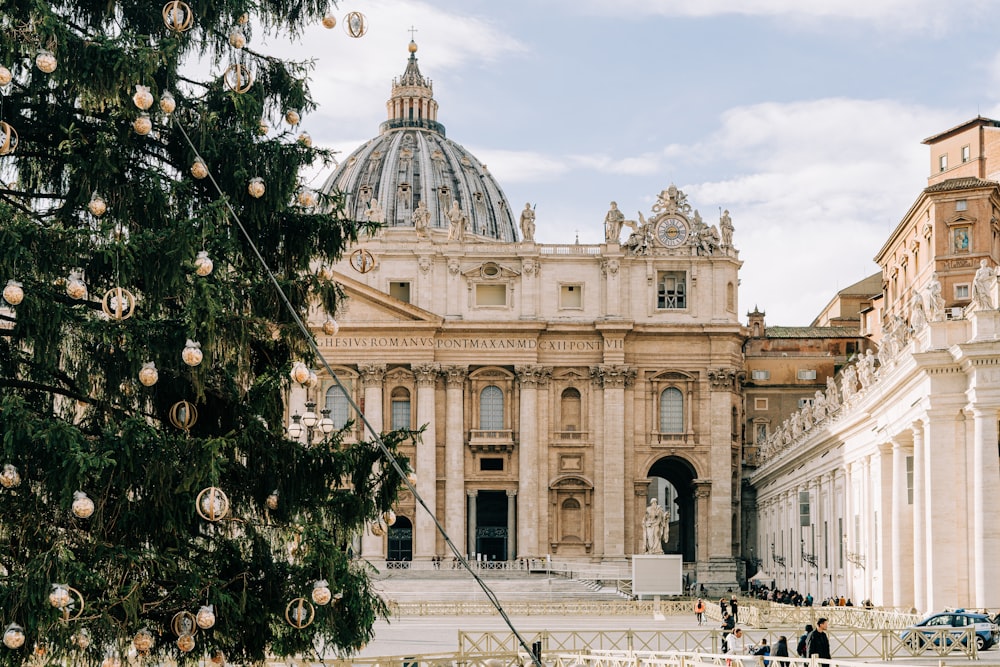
[
  {"x1": 390, "y1": 387, "x2": 411, "y2": 430},
  {"x1": 659, "y1": 387, "x2": 684, "y2": 433},
  {"x1": 325, "y1": 382, "x2": 351, "y2": 429},
  {"x1": 560, "y1": 387, "x2": 581, "y2": 432},
  {"x1": 727, "y1": 282, "x2": 735, "y2": 311},
  {"x1": 480, "y1": 385, "x2": 504, "y2": 430}
]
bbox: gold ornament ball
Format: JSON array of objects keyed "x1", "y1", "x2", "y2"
[
  {"x1": 322, "y1": 14, "x2": 337, "y2": 29},
  {"x1": 133, "y1": 629, "x2": 154, "y2": 653},
  {"x1": 370, "y1": 519, "x2": 386, "y2": 537},
  {"x1": 73, "y1": 629, "x2": 91, "y2": 650},
  {"x1": 194, "y1": 250, "x2": 214, "y2": 277},
  {"x1": 133, "y1": 113, "x2": 152, "y2": 136},
  {"x1": 0, "y1": 65, "x2": 11, "y2": 86},
  {"x1": 297, "y1": 189, "x2": 317, "y2": 208},
  {"x1": 196, "y1": 605, "x2": 216, "y2": 630},
  {"x1": 266, "y1": 491, "x2": 279, "y2": 510},
  {"x1": 72, "y1": 491, "x2": 95, "y2": 519},
  {"x1": 228, "y1": 27, "x2": 246, "y2": 49},
  {"x1": 159, "y1": 90, "x2": 176, "y2": 114},
  {"x1": 191, "y1": 157, "x2": 208, "y2": 179},
  {"x1": 0, "y1": 464, "x2": 21, "y2": 488},
  {"x1": 210, "y1": 650, "x2": 226, "y2": 665},
  {"x1": 285, "y1": 108, "x2": 300, "y2": 126},
  {"x1": 3, "y1": 279, "x2": 24, "y2": 306},
  {"x1": 384, "y1": 509, "x2": 397, "y2": 526},
  {"x1": 290, "y1": 361, "x2": 311, "y2": 384},
  {"x1": 322, "y1": 318, "x2": 339, "y2": 336},
  {"x1": 311, "y1": 580, "x2": 332, "y2": 606},
  {"x1": 196, "y1": 486, "x2": 230, "y2": 521},
  {"x1": 88, "y1": 193, "x2": 107, "y2": 217},
  {"x1": 247, "y1": 176, "x2": 265, "y2": 198},
  {"x1": 298, "y1": 131, "x2": 312, "y2": 147},
  {"x1": 3, "y1": 624, "x2": 25, "y2": 650},
  {"x1": 139, "y1": 361, "x2": 159, "y2": 387},
  {"x1": 182, "y1": 339, "x2": 203, "y2": 366},
  {"x1": 176, "y1": 635, "x2": 195, "y2": 653},
  {"x1": 35, "y1": 49, "x2": 57, "y2": 73},
  {"x1": 66, "y1": 274, "x2": 87, "y2": 300},
  {"x1": 132, "y1": 85, "x2": 154, "y2": 111},
  {"x1": 49, "y1": 584, "x2": 71, "y2": 609},
  {"x1": 305, "y1": 370, "x2": 319, "y2": 389}
]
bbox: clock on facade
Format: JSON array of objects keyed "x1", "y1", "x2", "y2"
[{"x1": 656, "y1": 217, "x2": 688, "y2": 247}]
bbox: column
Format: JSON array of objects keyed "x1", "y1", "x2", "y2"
[
  {"x1": 412, "y1": 363, "x2": 439, "y2": 560},
  {"x1": 693, "y1": 480, "x2": 712, "y2": 564},
  {"x1": 358, "y1": 363, "x2": 386, "y2": 560},
  {"x1": 467, "y1": 490, "x2": 478, "y2": 558},
  {"x1": 515, "y1": 365, "x2": 550, "y2": 557},
  {"x1": 506, "y1": 490, "x2": 517, "y2": 561},
  {"x1": 442, "y1": 366, "x2": 467, "y2": 554},
  {"x1": 593, "y1": 365, "x2": 634, "y2": 558},
  {"x1": 861, "y1": 455, "x2": 873, "y2": 603},
  {"x1": 890, "y1": 441, "x2": 906, "y2": 607},
  {"x1": 911, "y1": 421, "x2": 925, "y2": 612},
  {"x1": 972, "y1": 408, "x2": 1000, "y2": 607}
]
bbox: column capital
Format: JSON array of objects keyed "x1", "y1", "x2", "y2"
[
  {"x1": 589, "y1": 364, "x2": 635, "y2": 388},
  {"x1": 441, "y1": 365, "x2": 468, "y2": 387},
  {"x1": 707, "y1": 366, "x2": 746, "y2": 390},
  {"x1": 412, "y1": 362, "x2": 440, "y2": 387},
  {"x1": 515, "y1": 364, "x2": 552, "y2": 386},
  {"x1": 506, "y1": 489, "x2": 517, "y2": 497},
  {"x1": 692, "y1": 479, "x2": 712, "y2": 499},
  {"x1": 357, "y1": 362, "x2": 387, "y2": 387},
  {"x1": 467, "y1": 489, "x2": 478, "y2": 498}
]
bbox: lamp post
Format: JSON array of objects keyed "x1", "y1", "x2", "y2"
[{"x1": 287, "y1": 400, "x2": 335, "y2": 445}]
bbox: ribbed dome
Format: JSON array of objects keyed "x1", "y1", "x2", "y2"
[{"x1": 321, "y1": 42, "x2": 518, "y2": 242}]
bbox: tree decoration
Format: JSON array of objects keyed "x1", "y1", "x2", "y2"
[
  {"x1": 266, "y1": 490, "x2": 279, "y2": 510},
  {"x1": 72, "y1": 629, "x2": 91, "y2": 650},
  {"x1": 224, "y1": 63, "x2": 254, "y2": 93},
  {"x1": 159, "y1": 90, "x2": 176, "y2": 114},
  {"x1": 290, "y1": 361, "x2": 310, "y2": 384},
  {"x1": 0, "y1": 464, "x2": 20, "y2": 488},
  {"x1": 3, "y1": 624, "x2": 25, "y2": 649},
  {"x1": 322, "y1": 14, "x2": 337, "y2": 29},
  {"x1": 228, "y1": 26, "x2": 247, "y2": 49},
  {"x1": 297, "y1": 131, "x2": 312, "y2": 147},
  {"x1": 247, "y1": 176, "x2": 265, "y2": 198},
  {"x1": 101, "y1": 286, "x2": 136, "y2": 320},
  {"x1": 194, "y1": 250, "x2": 214, "y2": 276},
  {"x1": 171, "y1": 611, "x2": 198, "y2": 638},
  {"x1": 138, "y1": 361, "x2": 159, "y2": 386},
  {"x1": 101, "y1": 655, "x2": 121, "y2": 667},
  {"x1": 210, "y1": 650, "x2": 226, "y2": 665},
  {"x1": 132, "y1": 85, "x2": 153, "y2": 111},
  {"x1": 383, "y1": 509, "x2": 397, "y2": 526},
  {"x1": 168, "y1": 400, "x2": 198, "y2": 431},
  {"x1": 370, "y1": 518, "x2": 387, "y2": 536},
  {"x1": 0, "y1": 121, "x2": 17, "y2": 155},
  {"x1": 87, "y1": 192, "x2": 107, "y2": 216},
  {"x1": 71, "y1": 491, "x2": 95, "y2": 518},
  {"x1": 0, "y1": 65, "x2": 11, "y2": 86},
  {"x1": 322, "y1": 318, "x2": 339, "y2": 336},
  {"x1": 406, "y1": 470, "x2": 418, "y2": 486},
  {"x1": 297, "y1": 189, "x2": 317, "y2": 208},
  {"x1": 284, "y1": 598, "x2": 315, "y2": 629},
  {"x1": 35, "y1": 49, "x2": 57, "y2": 74},
  {"x1": 3, "y1": 279, "x2": 24, "y2": 306},
  {"x1": 311, "y1": 580, "x2": 332, "y2": 606},
  {"x1": 191, "y1": 156, "x2": 209, "y2": 179},
  {"x1": 181, "y1": 339, "x2": 203, "y2": 366},
  {"x1": 195, "y1": 604, "x2": 216, "y2": 629},
  {"x1": 133, "y1": 629, "x2": 154, "y2": 654},
  {"x1": 284, "y1": 108, "x2": 300, "y2": 126},
  {"x1": 133, "y1": 113, "x2": 152, "y2": 135},
  {"x1": 345, "y1": 12, "x2": 368, "y2": 38},
  {"x1": 196, "y1": 487, "x2": 230, "y2": 521},
  {"x1": 162, "y1": 0, "x2": 193, "y2": 32},
  {"x1": 49, "y1": 584, "x2": 71, "y2": 609},
  {"x1": 66, "y1": 270, "x2": 87, "y2": 299},
  {"x1": 176, "y1": 635, "x2": 195, "y2": 653},
  {"x1": 257, "y1": 119, "x2": 269, "y2": 135}
]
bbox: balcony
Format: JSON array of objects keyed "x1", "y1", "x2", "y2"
[
  {"x1": 650, "y1": 431, "x2": 692, "y2": 446},
  {"x1": 467, "y1": 429, "x2": 515, "y2": 453}
]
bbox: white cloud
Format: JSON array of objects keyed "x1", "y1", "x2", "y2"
[
  {"x1": 467, "y1": 148, "x2": 571, "y2": 183},
  {"x1": 569, "y1": 153, "x2": 662, "y2": 175}
]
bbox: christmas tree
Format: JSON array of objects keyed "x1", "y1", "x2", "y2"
[{"x1": 0, "y1": 1, "x2": 408, "y2": 664}]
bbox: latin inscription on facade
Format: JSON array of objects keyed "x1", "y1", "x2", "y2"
[{"x1": 319, "y1": 336, "x2": 623, "y2": 351}]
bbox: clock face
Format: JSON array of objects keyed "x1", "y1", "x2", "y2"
[{"x1": 656, "y1": 217, "x2": 688, "y2": 247}]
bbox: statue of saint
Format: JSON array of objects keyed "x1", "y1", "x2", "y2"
[
  {"x1": 446, "y1": 201, "x2": 466, "y2": 241},
  {"x1": 910, "y1": 290, "x2": 927, "y2": 332},
  {"x1": 519, "y1": 203, "x2": 536, "y2": 242},
  {"x1": 411, "y1": 199, "x2": 430, "y2": 237},
  {"x1": 604, "y1": 201, "x2": 625, "y2": 242},
  {"x1": 971, "y1": 259, "x2": 996, "y2": 311},
  {"x1": 642, "y1": 498, "x2": 668, "y2": 554},
  {"x1": 926, "y1": 273, "x2": 945, "y2": 322},
  {"x1": 365, "y1": 197, "x2": 385, "y2": 224},
  {"x1": 720, "y1": 209, "x2": 734, "y2": 247}
]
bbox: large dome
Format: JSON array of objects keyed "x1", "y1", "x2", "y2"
[{"x1": 321, "y1": 42, "x2": 518, "y2": 242}]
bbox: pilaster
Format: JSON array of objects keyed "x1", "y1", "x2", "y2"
[
  {"x1": 412, "y1": 362, "x2": 439, "y2": 559},
  {"x1": 515, "y1": 364, "x2": 551, "y2": 557},
  {"x1": 357, "y1": 362, "x2": 387, "y2": 561},
  {"x1": 590, "y1": 364, "x2": 635, "y2": 558},
  {"x1": 442, "y1": 365, "x2": 467, "y2": 552}
]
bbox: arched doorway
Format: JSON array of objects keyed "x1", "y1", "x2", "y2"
[
  {"x1": 647, "y1": 456, "x2": 697, "y2": 562},
  {"x1": 387, "y1": 516, "x2": 413, "y2": 562}
]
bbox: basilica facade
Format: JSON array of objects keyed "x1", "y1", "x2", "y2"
[{"x1": 298, "y1": 41, "x2": 746, "y2": 589}]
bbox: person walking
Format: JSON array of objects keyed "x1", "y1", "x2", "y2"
[
  {"x1": 806, "y1": 618, "x2": 831, "y2": 661},
  {"x1": 730, "y1": 595, "x2": 739, "y2": 624},
  {"x1": 796, "y1": 624, "x2": 813, "y2": 658},
  {"x1": 773, "y1": 636, "x2": 789, "y2": 667},
  {"x1": 723, "y1": 628, "x2": 744, "y2": 667},
  {"x1": 694, "y1": 598, "x2": 706, "y2": 625}
]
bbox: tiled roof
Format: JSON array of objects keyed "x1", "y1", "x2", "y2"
[
  {"x1": 924, "y1": 177, "x2": 997, "y2": 193},
  {"x1": 765, "y1": 326, "x2": 860, "y2": 338}
]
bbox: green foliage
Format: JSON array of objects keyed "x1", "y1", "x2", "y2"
[{"x1": 0, "y1": 1, "x2": 403, "y2": 665}]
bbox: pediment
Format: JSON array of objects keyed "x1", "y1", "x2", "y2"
[
  {"x1": 314, "y1": 271, "x2": 443, "y2": 326},
  {"x1": 460, "y1": 261, "x2": 520, "y2": 280},
  {"x1": 554, "y1": 368, "x2": 589, "y2": 380}
]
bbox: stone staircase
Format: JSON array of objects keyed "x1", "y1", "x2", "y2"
[{"x1": 373, "y1": 568, "x2": 627, "y2": 603}]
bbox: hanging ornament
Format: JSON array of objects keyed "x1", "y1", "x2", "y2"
[
  {"x1": 228, "y1": 26, "x2": 247, "y2": 49},
  {"x1": 383, "y1": 509, "x2": 397, "y2": 527},
  {"x1": 3, "y1": 624, "x2": 24, "y2": 649},
  {"x1": 265, "y1": 490, "x2": 279, "y2": 510},
  {"x1": 257, "y1": 119, "x2": 269, "y2": 135},
  {"x1": 406, "y1": 470, "x2": 418, "y2": 486},
  {"x1": 171, "y1": 611, "x2": 198, "y2": 637},
  {"x1": 305, "y1": 370, "x2": 319, "y2": 389},
  {"x1": 3, "y1": 279, "x2": 24, "y2": 306},
  {"x1": 284, "y1": 598, "x2": 315, "y2": 629},
  {"x1": 0, "y1": 464, "x2": 21, "y2": 488},
  {"x1": 35, "y1": 49, "x2": 57, "y2": 73},
  {"x1": 101, "y1": 287, "x2": 136, "y2": 320},
  {"x1": 344, "y1": 11, "x2": 368, "y2": 38},
  {"x1": 247, "y1": 177, "x2": 265, "y2": 198},
  {"x1": 370, "y1": 518, "x2": 387, "y2": 536},
  {"x1": 66, "y1": 270, "x2": 87, "y2": 300},
  {"x1": 237, "y1": 12, "x2": 250, "y2": 24},
  {"x1": 0, "y1": 65, "x2": 11, "y2": 86},
  {"x1": 190, "y1": 156, "x2": 208, "y2": 179},
  {"x1": 210, "y1": 650, "x2": 226, "y2": 665},
  {"x1": 317, "y1": 265, "x2": 335, "y2": 281},
  {"x1": 176, "y1": 635, "x2": 195, "y2": 653},
  {"x1": 321, "y1": 14, "x2": 337, "y2": 29},
  {"x1": 88, "y1": 193, "x2": 107, "y2": 217},
  {"x1": 195, "y1": 604, "x2": 215, "y2": 630},
  {"x1": 72, "y1": 629, "x2": 91, "y2": 650},
  {"x1": 132, "y1": 629, "x2": 154, "y2": 653},
  {"x1": 223, "y1": 63, "x2": 253, "y2": 93},
  {"x1": 349, "y1": 248, "x2": 376, "y2": 274},
  {"x1": 311, "y1": 580, "x2": 332, "y2": 606},
  {"x1": 322, "y1": 318, "x2": 339, "y2": 336},
  {"x1": 181, "y1": 339, "x2": 203, "y2": 366},
  {"x1": 159, "y1": 90, "x2": 176, "y2": 114},
  {"x1": 132, "y1": 85, "x2": 153, "y2": 111},
  {"x1": 297, "y1": 131, "x2": 312, "y2": 147},
  {"x1": 297, "y1": 189, "x2": 317, "y2": 208},
  {"x1": 71, "y1": 491, "x2": 95, "y2": 519},
  {"x1": 284, "y1": 108, "x2": 300, "y2": 126},
  {"x1": 49, "y1": 584, "x2": 71, "y2": 609},
  {"x1": 138, "y1": 361, "x2": 159, "y2": 387},
  {"x1": 162, "y1": 0, "x2": 194, "y2": 32},
  {"x1": 0, "y1": 121, "x2": 18, "y2": 155},
  {"x1": 194, "y1": 251, "x2": 214, "y2": 277},
  {"x1": 168, "y1": 400, "x2": 198, "y2": 431},
  {"x1": 290, "y1": 361, "x2": 311, "y2": 384},
  {"x1": 196, "y1": 486, "x2": 230, "y2": 521},
  {"x1": 133, "y1": 113, "x2": 152, "y2": 136}
]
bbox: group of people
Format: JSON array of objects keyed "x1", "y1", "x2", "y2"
[
  {"x1": 747, "y1": 583, "x2": 861, "y2": 609},
  {"x1": 719, "y1": 618, "x2": 832, "y2": 666}
]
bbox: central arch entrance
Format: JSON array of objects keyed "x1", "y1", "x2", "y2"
[
  {"x1": 475, "y1": 490, "x2": 509, "y2": 561},
  {"x1": 647, "y1": 456, "x2": 697, "y2": 563}
]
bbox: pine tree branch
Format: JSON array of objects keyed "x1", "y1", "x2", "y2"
[{"x1": 0, "y1": 377, "x2": 93, "y2": 404}]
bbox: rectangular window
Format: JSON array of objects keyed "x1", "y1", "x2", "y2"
[
  {"x1": 390, "y1": 397, "x2": 410, "y2": 430},
  {"x1": 956, "y1": 283, "x2": 970, "y2": 300},
  {"x1": 798, "y1": 397, "x2": 814, "y2": 408},
  {"x1": 956, "y1": 199, "x2": 968, "y2": 212},
  {"x1": 799, "y1": 491, "x2": 810, "y2": 527},
  {"x1": 656, "y1": 271, "x2": 686, "y2": 309},
  {"x1": 939, "y1": 154, "x2": 948, "y2": 172},
  {"x1": 962, "y1": 145, "x2": 971, "y2": 163},
  {"x1": 754, "y1": 397, "x2": 769, "y2": 410},
  {"x1": 479, "y1": 458, "x2": 504, "y2": 471},
  {"x1": 475, "y1": 283, "x2": 507, "y2": 306},
  {"x1": 797, "y1": 369, "x2": 817, "y2": 380},
  {"x1": 751, "y1": 369, "x2": 770, "y2": 380},
  {"x1": 559, "y1": 284, "x2": 583, "y2": 309},
  {"x1": 906, "y1": 455, "x2": 914, "y2": 504},
  {"x1": 846, "y1": 341, "x2": 857, "y2": 355},
  {"x1": 389, "y1": 281, "x2": 411, "y2": 303}
]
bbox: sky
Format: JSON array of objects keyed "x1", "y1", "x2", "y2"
[{"x1": 258, "y1": 0, "x2": 1000, "y2": 325}]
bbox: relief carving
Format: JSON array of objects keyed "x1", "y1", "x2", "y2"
[
  {"x1": 515, "y1": 364, "x2": 552, "y2": 386},
  {"x1": 600, "y1": 259, "x2": 620, "y2": 276},
  {"x1": 412, "y1": 362, "x2": 440, "y2": 387},
  {"x1": 357, "y1": 362, "x2": 387, "y2": 387},
  {"x1": 589, "y1": 364, "x2": 635, "y2": 388}
]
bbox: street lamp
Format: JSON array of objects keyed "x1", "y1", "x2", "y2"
[{"x1": 287, "y1": 400, "x2": 335, "y2": 445}]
